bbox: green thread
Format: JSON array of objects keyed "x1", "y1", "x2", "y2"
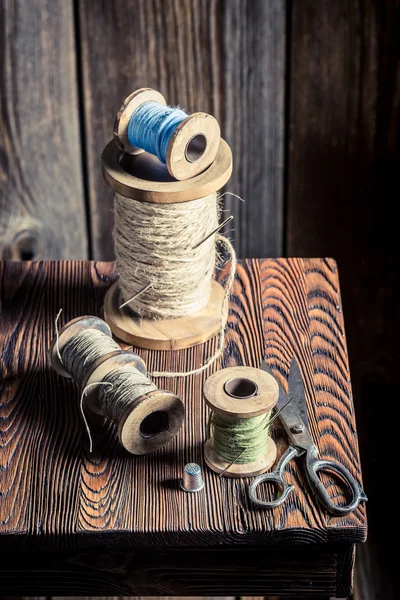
[{"x1": 210, "y1": 411, "x2": 271, "y2": 464}]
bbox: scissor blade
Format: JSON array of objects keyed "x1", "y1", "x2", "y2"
[
  {"x1": 288, "y1": 357, "x2": 309, "y2": 430},
  {"x1": 260, "y1": 358, "x2": 314, "y2": 451}
]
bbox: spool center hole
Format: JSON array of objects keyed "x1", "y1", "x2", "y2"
[
  {"x1": 224, "y1": 377, "x2": 258, "y2": 399},
  {"x1": 185, "y1": 134, "x2": 207, "y2": 163},
  {"x1": 140, "y1": 410, "x2": 168, "y2": 439}
]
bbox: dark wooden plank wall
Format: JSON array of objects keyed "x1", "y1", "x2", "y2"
[
  {"x1": 1, "y1": 0, "x2": 398, "y2": 598},
  {"x1": 287, "y1": 1, "x2": 398, "y2": 599},
  {"x1": 0, "y1": 0, "x2": 87, "y2": 259}
]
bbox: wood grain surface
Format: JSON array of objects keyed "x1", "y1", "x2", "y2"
[
  {"x1": 287, "y1": 1, "x2": 398, "y2": 597},
  {"x1": 0, "y1": 0, "x2": 87, "y2": 260},
  {"x1": 0, "y1": 259, "x2": 365, "y2": 595},
  {"x1": 77, "y1": 0, "x2": 285, "y2": 259}
]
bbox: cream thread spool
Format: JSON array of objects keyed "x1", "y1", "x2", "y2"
[
  {"x1": 114, "y1": 88, "x2": 221, "y2": 180},
  {"x1": 50, "y1": 316, "x2": 185, "y2": 455},
  {"x1": 102, "y1": 109, "x2": 233, "y2": 353},
  {"x1": 204, "y1": 366, "x2": 278, "y2": 477}
]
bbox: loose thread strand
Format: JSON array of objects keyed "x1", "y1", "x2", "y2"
[
  {"x1": 218, "y1": 192, "x2": 245, "y2": 202},
  {"x1": 55, "y1": 308, "x2": 63, "y2": 366},
  {"x1": 80, "y1": 382, "x2": 113, "y2": 453}
]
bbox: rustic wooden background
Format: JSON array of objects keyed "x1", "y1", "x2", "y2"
[{"x1": 0, "y1": 0, "x2": 397, "y2": 598}]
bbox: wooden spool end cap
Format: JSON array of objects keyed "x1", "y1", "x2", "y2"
[
  {"x1": 166, "y1": 112, "x2": 221, "y2": 180},
  {"x1": 204, "y1": 366, "x2": 279, "y2": 419},
  {"x1": 114, "y1": 88, "x2": 167, "y2": 155},
  {"x1": 118, "y1": 389, "x2": 185, "y2": 455},
  {"x1": 204, "y1": 436, "x2": 277, "y2": 478},
  {"x1": 50, "y1": 315, "x2": 111, "y2": 378},
  {"x1": 103, "y1": 279, "x2": 225, "y2": 350},
  {"x1": 102, "y1": 137, "x2": 232, "y2": 203}
]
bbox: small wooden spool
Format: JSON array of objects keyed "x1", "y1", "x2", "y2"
[
  {"x1": 102, "y1": 136, "x2": 232, "y2": 351},
  {"x1": 204, "y1": 366, "x2": 278, "y2": 477},
  {"x1": 50, "y1": 316, "x2": 185, "y2": 455},
  {"x1": 114, "y1": 88, "x2": 221, "y2": 181}
]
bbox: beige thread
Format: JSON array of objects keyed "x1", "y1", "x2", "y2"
[
  {"x1": 150, "y1": 235, "x2": 236, "y2": 378},
  {"x1": 114, "y1": 192, "x2": 220, "y2": 319}
]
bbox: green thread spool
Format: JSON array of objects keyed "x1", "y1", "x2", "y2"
[
  {"x1": 211, "y1": 412, "x2": 271, "y2": 464},
  {"x1": 204, "y1": 366, "x2": 278, "y2": 478}
]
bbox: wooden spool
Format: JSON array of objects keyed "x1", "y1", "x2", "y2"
[
  {"x1": 114, "y1": 88, "x2": 221, "y2": 181},
  {"x1": 50, "y1": 316, "x2": 185, "y2": 455},
  {"x1": 101, "y1": 136, "x2": 232, "y2": 351},
  {"x1": 203, "y1": 366, "x2": 278, "y2": 477}
]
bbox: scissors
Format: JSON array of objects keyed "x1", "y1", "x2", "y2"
[{"x1": 248, "y1": 358, "x2": 367, "y2": 516}]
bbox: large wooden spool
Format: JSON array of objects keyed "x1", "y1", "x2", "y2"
[{"x1": 101, "y1": 128, "x2": 232, "y2": 350}]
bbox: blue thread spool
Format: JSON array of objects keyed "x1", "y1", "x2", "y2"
[{"x1": 114, "y1": 88, "x2": 221, "y2": 181}]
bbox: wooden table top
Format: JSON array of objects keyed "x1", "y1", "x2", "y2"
[{"x1": 0, "y1": 259, "x2": 366, "y2": 550}]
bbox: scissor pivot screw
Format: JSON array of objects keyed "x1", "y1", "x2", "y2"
[{"x1": 291, "y1": 423, "x2": 304, "y2": 434}]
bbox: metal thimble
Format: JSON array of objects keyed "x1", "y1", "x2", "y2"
[{"x1": 180, "y1": 463, "x2": 205, "y2": 492}]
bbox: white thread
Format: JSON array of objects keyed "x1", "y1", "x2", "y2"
[
  {"x1": 113, "y1": 189, "x2": 238, "y2": 376},
  {"x1": 114, "y1": 192, "x2": 220, "y2": 319},
  {"x1": 80, "y1": 382, "x2": 112, "y2": 452},
  {"x1": 218, "y1": 192, "x2": 245, "y2": 202}
]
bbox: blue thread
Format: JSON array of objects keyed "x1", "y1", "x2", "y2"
[{"x1": 127, "y1": 102, "x2": 188, "y2": 163}]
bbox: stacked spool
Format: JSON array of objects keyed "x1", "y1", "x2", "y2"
[
  {"x1": 102, "y1": 88, "x2": 233, "y2": 351},
  {"x1": 204, "y1": 366, "x2": 278, "y2": 477},
  {"x1": 50, "y1": 316, "x2": 184, "y2": 455},
  {"x1": 114, "y1": 88, "x2": 221, "y2": 180}
]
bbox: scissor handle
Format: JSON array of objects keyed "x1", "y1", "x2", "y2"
[
  {"x1": 305, "y1": 446, "x2": 368, "y2": 516},
  {"x1": 248, "y1": 446, "x2": 298, "y2": 508}
]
